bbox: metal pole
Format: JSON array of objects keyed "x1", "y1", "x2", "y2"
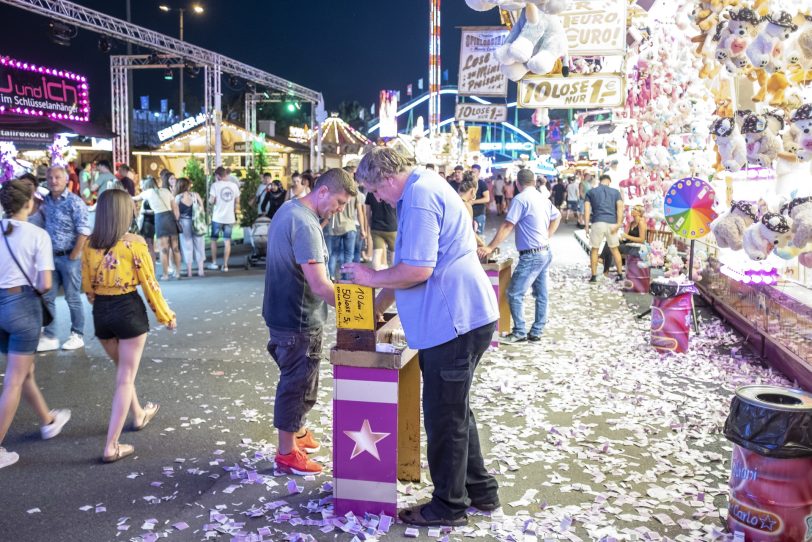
[
  {"x1": 179, "y1": 8, "x2": 185, "y2": 118},
  {"x1": 125, "y1": 0, "x2": 133, "y2": 166}
]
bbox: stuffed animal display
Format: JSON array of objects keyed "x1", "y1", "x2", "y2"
[
  {"x1": 741, "y1": 112, "x2": 783, "y2": 167},
  {"x1": 790, "y1": 104, "x2": 812, "y2": 160},
  {"x1": 711, "y1": 117, "x2": 748, "y2": 171},
  {"x1": 711, "y1": 201, "x2": 759, "y2": 250}
]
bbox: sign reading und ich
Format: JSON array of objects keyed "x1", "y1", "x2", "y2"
[{"x1": 0, "y1": 55, "x2": 89, "y2": 121}]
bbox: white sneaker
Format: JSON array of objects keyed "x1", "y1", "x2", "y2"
[
  {"x1": 36, "y1": 336, "x2": 60, "y2": 352},
  {"x1": 61, "y1": 333, "x2": 85, "y2": 350},
  {"x1": 0, "y1": 447, "x2": 19, "y2": 469},
  {"x1": 41, "y1": 409, "x2": 71, "y2": 440},
  {"x1": 206, "y1": 263, "x2": 219, "y2": 270}
]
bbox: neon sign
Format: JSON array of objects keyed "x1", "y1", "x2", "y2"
[{"x1": 0, "y1": 55, "x2": 89, "y2": 122}]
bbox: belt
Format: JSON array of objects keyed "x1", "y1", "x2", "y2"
[
  {"x1": 54, "y1": 249, "x2": 73, "y2": 257},
  {"x1": 0, "y1": 286, "x2": 28, "y2": 294},
  {"x1": 519, "y1": 247, "x2": 549, "y2": 255}
]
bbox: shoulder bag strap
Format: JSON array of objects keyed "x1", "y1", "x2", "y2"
[{"x1": 0, "y1": 221, "x2": 41, "y2": 294}]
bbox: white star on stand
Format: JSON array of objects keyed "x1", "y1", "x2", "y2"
[{"x1": 343, "y1": 419, "x2": 390, "y2": 461}]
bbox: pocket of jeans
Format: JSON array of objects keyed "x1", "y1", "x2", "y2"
[
  {"x1": 439, "y1": 359, "x2": 470, "y2": 405},
  {"x1": 306, "y1": 332, "x2": 323, "y2": 362},
  {"x1": 267, "y1": 335, "x2": 296, "y2": 363}
]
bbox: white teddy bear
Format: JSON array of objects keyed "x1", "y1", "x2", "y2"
[
  {"x1": 495, "y1": 2, "x2": 568, "y2": 80},
  {"x1": 743, "y1": 212, "x2": 793, "y2": 260},
  {"x1": 710, "y1": 117, "x2": 747, "y2": 172}
]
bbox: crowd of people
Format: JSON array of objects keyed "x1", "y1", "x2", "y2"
[{"x1": 1, "y1": 149, "x2": 636, "y2": 532}]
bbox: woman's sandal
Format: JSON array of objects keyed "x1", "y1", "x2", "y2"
[
  {"x1": 397, "y1": 504, "x2": 468, "y2": 527},
  {"x1": 134, "y1": 403, "x2": 160, "y2": 431},
  {"x1": 102, "y1": 443, "x2": 134, "y2": 463}
]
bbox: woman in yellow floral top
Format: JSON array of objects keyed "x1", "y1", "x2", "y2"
[{"x1": 81, "y1": 189, "x2": 177, "y2": 463}]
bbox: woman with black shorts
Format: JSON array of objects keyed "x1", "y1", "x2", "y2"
[{"x1": 82, "y1": 189, "x2": 177, "y2": 463}]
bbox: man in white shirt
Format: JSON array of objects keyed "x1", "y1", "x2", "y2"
[{"x1": 207, "y1": 166, "x2": 240, "y2": 272}]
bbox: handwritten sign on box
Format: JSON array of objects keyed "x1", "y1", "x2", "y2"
[{"x1": 335, "y1": 285, "x2": 375, "y2": 331}]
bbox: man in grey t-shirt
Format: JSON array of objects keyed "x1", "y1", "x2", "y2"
[{"x1": 262, "y1": 168, "x2": 357, "y2": 476}]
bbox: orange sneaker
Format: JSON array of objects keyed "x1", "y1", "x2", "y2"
[
  {"x1": 275, "y1": 448, "x2": 323, "y2": 475},
  {"x1": 295, "y1": 430, "x2": 321, "y2": 453}
]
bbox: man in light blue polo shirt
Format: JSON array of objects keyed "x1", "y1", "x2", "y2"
[
  {"x1": 343, "y1": 147, "x2": 499, "y2": 528},
  {"x1": 479, "y1": 168, "x2": 561, "y2": 343}
]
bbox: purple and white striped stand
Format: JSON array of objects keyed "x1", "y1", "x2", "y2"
[
  {"x1": 483, "y1": 258, "x2": 513, "y2": 347},
  {"x1": 331, "y1": 316, "x2": 422, "y2": 518}
]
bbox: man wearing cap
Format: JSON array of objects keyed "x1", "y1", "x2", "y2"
[
  {"x1": 343, "y1": 147, "x2": 500, "y2": 528},
  {"x1": 478, "y1": 168, "x2": 561, "y2": 343}
]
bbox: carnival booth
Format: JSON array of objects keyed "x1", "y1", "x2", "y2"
[{"x1": 133, "y1": 121, "x2": 307, "y2": 184}]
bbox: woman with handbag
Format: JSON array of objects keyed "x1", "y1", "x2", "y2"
[
  {"x1": 174, "y1": 177, "x2": 207, "y2": 278},
  {"x1": 132, "y1": 172, "x2": 182, "y2": 280},
  {"x1": 0, "y1": 180, "x2": 72, "y2": 469},
  {"x1": 82, "y1": 189, "x2": 177, "y2": 463}
]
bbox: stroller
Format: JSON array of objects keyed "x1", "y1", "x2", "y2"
[{"x1": 244, "y1": 216, "x2": 271, "y2": 269}]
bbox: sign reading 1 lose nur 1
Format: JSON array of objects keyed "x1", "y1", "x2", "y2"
[
  {"x1": 560, "y1": 0, "x2": 627, "y2": 56},
  {"x1": 518, "y1": 74, "x2": 625, "y2": 109},
  {"x1": 455, "y1": 103, "x2": 507, "y2": 123}
]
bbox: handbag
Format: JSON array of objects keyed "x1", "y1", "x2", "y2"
[
  {"x1": 0, "y1": 221, "x2": 54, "y2": 326},
  {"x1": 192, "y1": 195, "x2": 208, "y2": 236}
]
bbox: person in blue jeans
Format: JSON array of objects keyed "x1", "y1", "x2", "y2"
[
  {"x1": 324, "y1": 189, "x2": 364, "y2": 280},
  {"x1": 479, "y1": 168, "x2": 561, "y2": 343},
  {"x1": 38, "y1": 166, "x2": 90, "y2": 352}
]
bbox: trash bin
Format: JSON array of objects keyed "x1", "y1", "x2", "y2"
[
  {"x1": 624, "y1": 246, "x2": 649, "y2": 293},
  {"x1": 723, "y1": 385, "x2": 812, "y2": 541},
  {"x1": 649, "y1": 280, "x2": 697, "y2": 353}
]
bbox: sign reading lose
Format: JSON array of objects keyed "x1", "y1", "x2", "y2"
[
  {"x1": 455, "y1": 103, "x2": 507, "y2": 123},
  {"x1": 458, "y1": 27, "x2": 509, "y2": 97},
  {"x1": 560, "y1": 0, "x2": 627, "y2": 55},
  {"x1": 518, "y1": 74, "x2": 625, "y2": 109}
]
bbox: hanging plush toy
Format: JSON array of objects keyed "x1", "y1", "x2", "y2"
[
  {"x1": 711, "y1": 117, "x2": 747, "y2": 172},
  {"x1": 746, "y1": 11, "x2": 796, "y2": 72},
  {"x1": 714, "y1": 8, "x2": 762, "y2": 74},
  {"x1": 741, "y1": 112, "x2": 783, "y2": 167},
  {"x1": 785, "y1": 15, "x2": 812, "y2": 84},
  {"x1": 494, "y1": 1, "x2": 568, "y2": 81},
  {"x1": 711, "y1": 201, "x2": 759, "y2": 250},
  {"x1": 790, "y1": 104, "x2": 812, "y2": 160},
  {"x1": 743, "y1": 212, "x2": 793, "y2": 260},
  {"x1": 785, "y1": 196, "x2": 812, "y2": 252}
]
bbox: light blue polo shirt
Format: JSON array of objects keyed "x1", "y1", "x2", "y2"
[
  {"x1": 505, "y1": 185, "x2": 561, "y2": 251},
  {"x1": 394, "y1": 168, "x2": 499, "y2": 350}
]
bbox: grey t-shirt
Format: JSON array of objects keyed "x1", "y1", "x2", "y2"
[{"x1": 262, "y1": 199, "x2": 328, "y2": 332}]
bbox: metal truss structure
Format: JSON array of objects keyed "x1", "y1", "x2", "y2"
[{"x1": 2, "y1": 0, "x2": 322, "y2": 169}]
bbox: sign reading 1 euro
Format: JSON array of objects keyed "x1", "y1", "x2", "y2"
[
  {"x1": 518, "y1": 74, "x2": 625, "y2": 109},
  {"x1": 560, "y1": 0, "x2": 627, "y2": 56},
  {"x1": 458, "y1": 27, "x2": 509, "y2": 97}
]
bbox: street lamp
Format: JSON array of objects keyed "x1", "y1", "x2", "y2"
[{"x1": 159, "y1": 3, "x2": 204, "y2": 118}]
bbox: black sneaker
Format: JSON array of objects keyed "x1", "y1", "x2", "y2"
[
  {"x1": 499, "y1": 333, "x2": 527, "y2": 344},
  {"x1": 615, "y1": 274, "x2": 625, "y2": 282},
  {"x1": 471, "y1": 499, "x2": 501, "y2": 512},
  {"x1": 527, "y1": 334, "x2": 541, "y2": 342},
  {"x1": 589, "y1": 275, "x2": 598, "y2": 283}
]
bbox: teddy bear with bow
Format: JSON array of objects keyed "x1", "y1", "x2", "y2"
[
  {"x1": 743, "y1": 212, "x2": 793, "y2": 260},
  {"x1": 783, "y1": 196, "x2": 812, "y2": 253},
  {"x1": 711, "y1": 201, "x2": 758, "y2": 250},
  {"x1": 790, "y1": 103, "x2": 812, "y2": 160}
]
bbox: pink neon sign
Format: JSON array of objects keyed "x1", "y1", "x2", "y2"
[{"x1": 0, "y1": 55, "x2": 90, "y2": 122}]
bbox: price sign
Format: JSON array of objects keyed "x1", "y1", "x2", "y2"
[
  {"x1": 559, "y1": 0, "x2": 627, "y2": 56},
  {"x1": 455, "y1": 103, "x2": 508, "y2": 123},
  {"x1": 335, "y1": 285, "x2": 375, "y2": 331},
  {"x1": 517, "y1": 74, "x2": 625, "y2": 109}
]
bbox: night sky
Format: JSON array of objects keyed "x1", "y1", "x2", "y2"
[{"x1": 0, "y1": 1, "x2": 498, "y2": 120}]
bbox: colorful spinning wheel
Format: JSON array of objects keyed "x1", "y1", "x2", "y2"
[{"x1": 664, "y1": 178, "x2": 717, "y2": 239}]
